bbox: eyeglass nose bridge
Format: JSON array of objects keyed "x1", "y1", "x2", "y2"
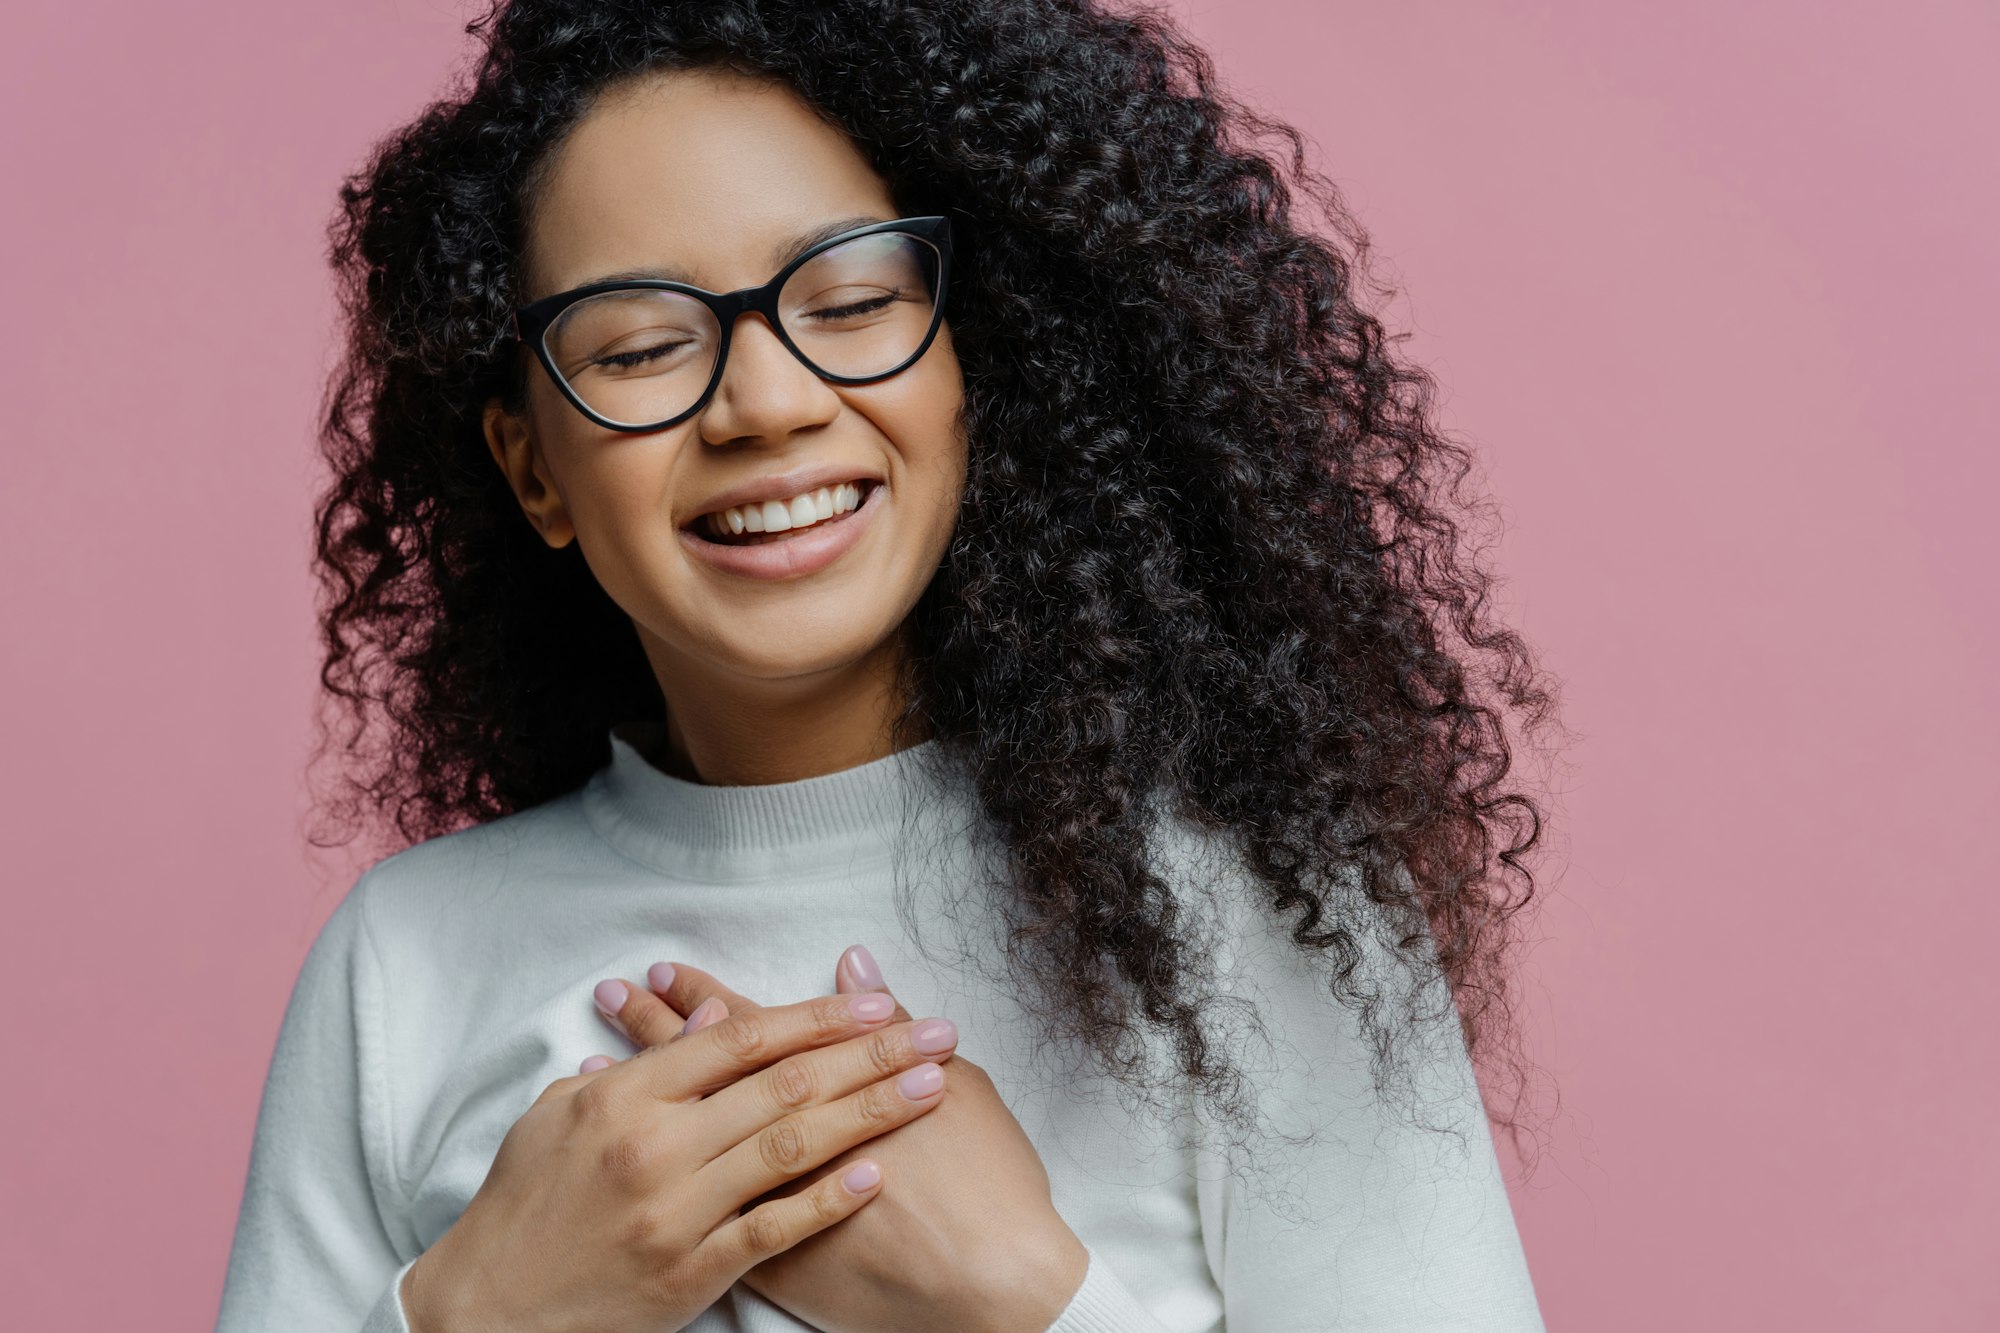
[
  {"x1": 692, "y1": 260, "x2": 934, "y2": 419},
  {"x1": 682, "y1": 279, "x2": 835, "y2": 422}
]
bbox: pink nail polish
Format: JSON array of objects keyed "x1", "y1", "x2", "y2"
[
  {"x1": 845, "y1": 944, "x2": 884, "y2": 990},
  {"x1": 842, "y1": 1160, "x2": 881, "y2": 1193},
  {"x1": 681, "y1": 997, "x2": 720, "y2": 1035},
  {"x1": 579, "y1": 1054, "x2": 614, "y2": 1073},
  {"x1": 911, "y1": 1018, "x2": 957, "y2": 1054},
  {"x1": 849, "y1": 993, "x2": 894, "y2": 1022},
  {"x1": 594, "y1": 979, "x2": 628, "y2": 1017},
  {"x1": 898, "y1": 1063, "x2": 944, "y2": 1099},
  {"x1": 647, "y1": 961, "x2": 677, "y2": 993}
]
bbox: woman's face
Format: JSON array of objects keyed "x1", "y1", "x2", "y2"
[{"x1": 486, "y1": 67, "x2": 966, "y2": 703}]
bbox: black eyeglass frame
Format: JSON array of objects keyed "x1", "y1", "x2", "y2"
[{"x1": 510, "y1": 215, "x2": 954, "y2": 433}]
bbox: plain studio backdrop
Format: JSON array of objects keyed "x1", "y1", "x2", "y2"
[{"x1": 1, "y1": 2, "x2": 1992, "y2": 1329}]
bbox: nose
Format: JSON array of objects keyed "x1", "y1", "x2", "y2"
[{"x1": 696, "y1": 311, "x2": 841, "y2": 447}]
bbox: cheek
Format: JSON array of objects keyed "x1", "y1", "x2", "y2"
[
  {"x1": 885, "y1": 352, "x2": 969, "y2": 528},
  {"x1": 889, "y1": 444, "x2": 965, "y2": 584},
  {"x1": 532, "y1": 405, "x2": 688, "y2": 579}
]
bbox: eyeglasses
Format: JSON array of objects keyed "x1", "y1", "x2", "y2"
[{"x1": 511, "y1": 215, "x2": 953, "y2": 433}]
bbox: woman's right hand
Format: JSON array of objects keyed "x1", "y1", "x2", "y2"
[{"x1": 398, "y1": 982, "x2": 955, "y2": 1333}]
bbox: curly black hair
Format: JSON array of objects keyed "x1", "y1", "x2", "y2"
[{"x1": 311, "y1": 0, "x2": 1566, "y2": 1156}]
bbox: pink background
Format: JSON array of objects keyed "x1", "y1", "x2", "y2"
[{"x1": 2, "y1": 2, "x2": 1993, "y2": 1328}]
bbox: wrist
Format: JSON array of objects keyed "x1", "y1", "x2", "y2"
[
  {"x1": 982, "y1": 1225, "x2": 1091, "y2": 1333},
  {"x1": 400, "y1": 1249, "x2": 466, "y2": 1333}
]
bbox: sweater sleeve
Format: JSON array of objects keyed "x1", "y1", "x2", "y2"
[
  {"x1": 1193, "y1": 868, "x2": 1547, "y2": 1332},
  {"x1": 1043, "y1": 1244, "x2": 1181, "y2": 1333},
  {"x1": 214, "y1": 872, "x2": 417, "y2": 1333}
]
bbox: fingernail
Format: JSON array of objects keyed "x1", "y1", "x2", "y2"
[
  {"x1": 911, "y1": 1018, "x2": 957, "y2": 1055},
  {"x1": 848, "y1": 993, "x2": 894, "y2": 1022},
  {"x1": 845, "y1": 944, "x2": 884, "y2": 990},
  {"x1": 842, "y1": 1160, "x2": 881, "y2": 1193},
  {"x1": 681, "y1": 997, "x2": 720, "y2": 1035},
  {"x1": 647, "y1": 961, "x2": 677, "y2": 993},
  {"x1": 898, "y1": 1063, "x2": 944, "y2": 1099},
  {"x1": 579, "y1": 1054, "x2": 614, "y2": 1073},
  {"x1": 594, "y1": 979, "x2": 629, "y2": 1018}
]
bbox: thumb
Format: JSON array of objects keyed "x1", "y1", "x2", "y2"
[{"x1": 834, "y1": 943, "x2": 914, "y2": 1023}]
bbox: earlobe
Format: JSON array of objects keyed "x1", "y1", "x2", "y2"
[{"x1": 482, "y1": 398, "x2": 576, "y2": 549}]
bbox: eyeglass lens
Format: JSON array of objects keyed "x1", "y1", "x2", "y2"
[{"x1": 542, "y1": 231, "x2": 942, "y2": 428}]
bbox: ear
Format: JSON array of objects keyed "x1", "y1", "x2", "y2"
[{"x1": 482, "y1": 395, "x2": 576, "y2": 548}]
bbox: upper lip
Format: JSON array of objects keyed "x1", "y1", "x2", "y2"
[{"x1": 680, "y1": 462, "x2": 885, "y2": 529}]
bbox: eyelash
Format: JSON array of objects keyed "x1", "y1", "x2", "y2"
[
  {"x1": 807, "y1": 292, "x2": 897, "y2": 321},
  {"x1": 591, "y1": 290, "x2": 904, "y2": 369}
]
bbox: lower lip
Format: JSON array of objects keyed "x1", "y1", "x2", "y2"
[{"x1": 678, "y1": 482, "x2": 885, "y2": 580}]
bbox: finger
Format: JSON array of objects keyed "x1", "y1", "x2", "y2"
[
  {"x1": 591, "y1": 962, "x2": 762, "y2": 1051},
  {"x1": 579, "y1": 1053, "x2": 616, "y2": 1074},
  {"x1": 694, "y1": 1011, "x2": 960, "y2": 1150},
  {"x1": 591, "y1": 976, "x2": 703, "y2": 1050},
  {"x1": 835, "y1": 944, "x2": 915, "y2": 1024},
  {"x1": 652, "y1": 961, "x2": 767, "y2": 1023},
  {"x1": 700, "y1": 1157, "x2": 883, "y2": 1273},
  {"x1": 592, "y1": 972, "x2": 717, "y2": 1050},
  {"x1": 643, "y1": 990, "x2": 905, "y2": 1103},
  {"x1": 699, "y1": 1059, "x2": 946, "y2": 1212}
]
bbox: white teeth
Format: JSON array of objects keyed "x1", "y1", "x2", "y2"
[{"x1": 704, "y1": 480, "x2": 870, "y2": 539}]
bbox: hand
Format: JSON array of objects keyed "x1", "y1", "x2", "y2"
[
  {"x1": 600, "y1": 949, "x2": 1090, "y2": 1333},
  {"x1": 399, "y1": 984, "x2": 952, "y2": 1333}
]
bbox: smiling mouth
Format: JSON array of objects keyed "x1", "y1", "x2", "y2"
[{"x1": 692, "y1": 480, "x2": 880, "y2": 544}]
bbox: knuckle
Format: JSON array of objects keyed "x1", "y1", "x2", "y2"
[
  {"x1": 620, "y1": 1199, "x2": 673, "y2": 1251},
  {"x1": 740, "y1": 1204, "x2": 789, "y2": 1256},
  {"x1": 854, "y1": 1077, "x2": 903, "y2": 1127},
  {"x1": 764, "y1": 1057, "x2": 818, "y2": 1112},
  {"x1": 599, "y1": 1128, "x2": 667, "y2": 1185},
  {"x1": 809, "y1": 994, "x2": 856, "y2": 1038},
  {"x1": 806, "y1": 1176, "x2": 846, "y2": 1226},
  {"x1": 757, "y1": 1116, "x2": 812, "y2": 1174},
  {"x1": 864, "y1": 1029, "x2": 906, "y2": 1078},
  {"x1": 637, "y1": 1258, "x2": 698, "y2": 1314},
  {"x1": 712, "y1": 1010, "x2": 770, "y2": 1063},
  {"x1": 570, "y1": 1073, "x2": 622, "y2": 1125}
]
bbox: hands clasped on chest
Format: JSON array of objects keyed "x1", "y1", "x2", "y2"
[{"x1": 397, "y1": 943, "x2": 1091, "y2": 1333}]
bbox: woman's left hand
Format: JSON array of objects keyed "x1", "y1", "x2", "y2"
[{"x1": 587, "y1": 952, "x2": 1089, "y2": 1333}]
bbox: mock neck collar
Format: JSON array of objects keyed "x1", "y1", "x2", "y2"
[{"x1": 579, "y1": 718, "x2": 955, "y2": 879}]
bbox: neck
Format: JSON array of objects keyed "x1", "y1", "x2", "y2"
[{"x1": 637, "y1": 629, "x2": 919, "y2": 787}]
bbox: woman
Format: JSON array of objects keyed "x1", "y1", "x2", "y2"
[{"x1": 217, "y1": 0, "x2": 1559, "y2": 1329}]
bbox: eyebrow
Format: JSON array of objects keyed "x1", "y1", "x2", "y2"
[{"x1": 563, "y1": 214, "x2": 892, "y2": 292}]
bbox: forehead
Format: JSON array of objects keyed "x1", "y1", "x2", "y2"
[{"x1": 523, "y1": 68, "x2": 898, "y2": 299}]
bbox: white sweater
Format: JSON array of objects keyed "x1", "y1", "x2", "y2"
[{"x1": 214, "y1": 719, "x2": 1545, "y2": 1332}]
